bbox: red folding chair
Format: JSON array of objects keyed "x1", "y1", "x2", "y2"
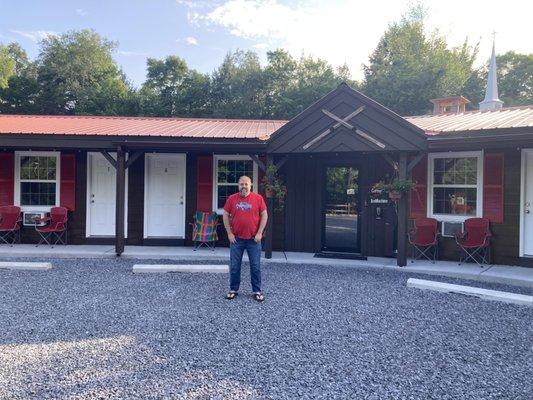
[
  {"x1": 0, "y1": 206, "x2": 22, "y2": 246},
  {"x1": 34, "y1": 206, "x2": 68, "y2": 247},
  {"x1": 455, "y1": 217, "x2": 491, "y2": 266},
  {"x1": 408, "y1": 217, "x2": 439, "y2": 263}
]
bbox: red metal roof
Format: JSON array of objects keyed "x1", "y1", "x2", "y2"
[
  {"x1": 0, "y1": 115, "x2": 288, "y2": 141},
  {"x1": 406, "y1": 106, "x2": 533, "y2": 135},
  {"x1": 1, "y1": 106, "x2": 532, "y2": 141}
]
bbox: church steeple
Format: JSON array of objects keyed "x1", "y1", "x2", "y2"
[{"x1": 479, "y1": 35, "x2": 504, "y2": 111}]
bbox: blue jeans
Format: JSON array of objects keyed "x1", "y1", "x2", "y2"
[{"x1": 230, "y1": 237, "x2": 262, "y2": 293}]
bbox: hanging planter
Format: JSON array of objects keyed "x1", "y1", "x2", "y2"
[
  {"x1": 261, "y1": 164, "x2": 287, "y2": 211},
  {"x1": 388, "y1": 190, "x2": 402, "y2": 201},
  {"x1": 371, "y1": 179, "x2": 416, "y2": 202}
]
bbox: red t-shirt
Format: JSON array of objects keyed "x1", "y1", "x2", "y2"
[{"x1": 223, "y1": 192, "x2": 267, "y2": 239}]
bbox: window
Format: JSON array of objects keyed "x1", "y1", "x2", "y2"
[
  {"x1": 429, "y1": 152, "x2": 482, "y2": 221},
  {"x1": 15, "y1": 152, "x2": 60, "y2": 209},
  {"x1": 213, "y1": 155, "x2": 258, "y2": 212}
]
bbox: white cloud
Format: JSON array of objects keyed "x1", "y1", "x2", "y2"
[
  {"x1": 76, "y1": 8, "x2": 88, "y2": 17},
  {"x1": 184, "y1": 0, "x2": 533, "y2": 80},
  {"x1": 253, "y1": 43, "x2": 269, "y2": 49},
  {"x1": 10, "y1": 30, "x2": 58, "y2": 42},
  {"x1": 185, "y1": 36, "x2": 199, "y2": 45}
]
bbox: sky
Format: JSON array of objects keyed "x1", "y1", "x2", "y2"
[{"x1": 1, "y1": 0, "x2": 531, "y2": 88}]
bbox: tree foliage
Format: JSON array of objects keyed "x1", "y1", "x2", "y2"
[
  {"x1": 0, "y1": 23, "x2": 530, "y2": 119},
  {"x1": 363, "y1": 8, "x2": 480, "y2": 115}
]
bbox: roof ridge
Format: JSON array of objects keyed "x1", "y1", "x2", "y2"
[
  {"x1": 0, "y1": 114, "x2": 289, "y2": 123},
  {"x1": 407, "y1": 104, "x2": 533, "y2": 119}
]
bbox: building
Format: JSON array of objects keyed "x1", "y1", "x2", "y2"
[{"x1": 1, "y1": 45, "x2": 532, "y2": 267}]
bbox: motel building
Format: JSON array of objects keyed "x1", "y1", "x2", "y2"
[{"x1": 1, "y1": 47, "x2": 532, "y2": 268}]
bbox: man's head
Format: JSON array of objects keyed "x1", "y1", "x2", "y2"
[{"x1": 238, "y1": 175, "x2": 252, "y2": 197}]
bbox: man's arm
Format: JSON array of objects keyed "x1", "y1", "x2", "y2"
[
  {"x1": 223, "y1": 210, "x2": 236, "y2": 244},
  {"x1": 254, "y1": 209, "x2": 268, "y2": 242}
]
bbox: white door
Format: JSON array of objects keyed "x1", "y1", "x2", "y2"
[
  {"x1": 144, "y1": 154, "x2": 186, "y2": 238},
  {"x1": 523, "y1": 150, "x2": 533, "y2": 256},
  {"x1": 87, "y1": 153, "x2": 127, "y2": 236}
]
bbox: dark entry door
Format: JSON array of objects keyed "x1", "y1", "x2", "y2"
[{"x1": 322, "y1": 167, "x2": 360, "y2": 253}]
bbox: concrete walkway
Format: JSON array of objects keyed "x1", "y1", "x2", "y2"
[{"x1": 1, "y1": 244, "x2": 532, "y2": 288}]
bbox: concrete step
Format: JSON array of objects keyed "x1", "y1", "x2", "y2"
[
  {"x1": 133, "y1": 264, "x2": 228, "y2": 273},
  {"x1": 0, "y1": 261, "x2": 52, "y2": 271},
  {"x1": 407, "y1": 278, "x2": 533, "y2": 307}
]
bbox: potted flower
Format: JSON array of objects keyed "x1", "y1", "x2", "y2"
[
  {"x1": 261, "y1": 164, "x2": 287, "y2": 211},
  {"x1": 371, "y1": 179, "x2": 416, "y2": 201}
]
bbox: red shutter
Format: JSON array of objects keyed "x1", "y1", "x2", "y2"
[
  {"x1": 60, "y1": 153, "x2": 76, "y2": 211},
  {"x1": 410, "y1": 155, "x2": 427, "y2": 219},
  {"x1": 483, "y1": 153, "x2": 504, "y2": 223},
  {"x1": 197, "y1": 156, "x2": 213, "y2": 212},
  {"x1": 0, "y1": 152, "x2": 15, "y2": 206}
]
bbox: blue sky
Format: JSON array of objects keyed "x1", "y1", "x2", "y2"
[{"x1": 1, "y1": 0, "x2": 531, "y2": 88}]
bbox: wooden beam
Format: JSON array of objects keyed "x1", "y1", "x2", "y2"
[
  {"x1": 115, "y1": 146, "x2": 126, "y2": 256},
  {"x1": 407, "y1": 152, "x2": 425, "y2": 173},
  {"x1": 396, "y1": 152, "x2": 408, "y2": 267},
  {"x1": 303, "y1": 106, "x2": 365, "y2": 150},
  {"x1": 101, "y1": 151, "x2": 117, "y2": 170},
  {"x1": 353, "y1": 128, "x2": 386, "y2": 149},
  {"x1": 249, "y1": 154, "x2": 266, "y2": 172},
  {"x1": 382, "y1": 154, "x2": 398, "y2": 171},
  {"x1": 322, "y1": 109, "x2": 386, "y2": 149},
  {"x1": 125, "y1": 151, "x2": 143, "y2": 170},
  {"x1": 264, "y1": 155, "x2": 274, "y2": 259}
]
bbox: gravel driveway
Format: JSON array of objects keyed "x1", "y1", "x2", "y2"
[{"x1": 1, "y1": 258, "x2": 532, "y2": 399}]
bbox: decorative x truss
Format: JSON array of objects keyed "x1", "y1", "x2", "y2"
[{"x1": 302, "y1": 106, "x2": 386, "y2": 150}]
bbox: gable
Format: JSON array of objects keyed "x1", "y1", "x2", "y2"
[{"x1": 267, "y1": 83, "x2": 427, "y2": 153}]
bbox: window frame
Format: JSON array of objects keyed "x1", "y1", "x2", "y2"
[
  {"x1": 14, "y1": 151, "x2": 61, "y2": 212},
  {"x1": 212, "y1": 155, "x2": 259, "y2": 214},
  {"x1": 427, "y1": 151, "x2": 483, "y2": 222}
]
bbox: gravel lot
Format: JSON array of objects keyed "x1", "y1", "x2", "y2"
[{"x1": 1, "y1": 258, "x2": 532, "y2": 399}]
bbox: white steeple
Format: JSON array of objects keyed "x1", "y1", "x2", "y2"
[{"x1": 479, "y1": 35, "x2": 504, "y2": 111}]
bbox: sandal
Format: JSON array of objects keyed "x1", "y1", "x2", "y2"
[
  {"x1": 226, "y1": 291, "x2": 238, "y2": 300},
  {"x1": 253, "y1": 292, "x2": 265, "y2": 302}
]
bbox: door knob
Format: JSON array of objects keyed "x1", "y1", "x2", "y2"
[{"x1": 526, "y1": 210, "x2": 531, "y2": 214}]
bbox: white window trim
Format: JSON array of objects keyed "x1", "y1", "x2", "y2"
[
  {"x1": 212, "y1": 155, "x2": 259, "y2": 214},
  {"x1": 427, "y1": 150, "x2": 483, "y2": 222},
  {"x1": 14, "y1": 151, "x2": 61, "y2": 212}
]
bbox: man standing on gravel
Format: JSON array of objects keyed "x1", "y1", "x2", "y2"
[{"x1": 223, "y1": 175, "x2": 268, "y2": 302}]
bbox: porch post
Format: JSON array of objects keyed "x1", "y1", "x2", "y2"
[
  {"x1": 397, "y1": 152, "x2": 408, "y2": 267},
  {"x1": 115, "y1": 146, "x2": 126, "y2": 256},
  {"x1": 264, "y1": 155, "x2": 274, "y2": 259}
]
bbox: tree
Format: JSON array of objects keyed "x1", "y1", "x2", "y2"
[
  {"x1": 363, "y1": 7, "x2": 479, "y2": 115},
  {"x1": 495, "y1": 51, "x2": 533, "y2": 107},
  {"x1": 0, "y1": 42, "x2": 41, "y2": 114},
  {"x1": 0, "y1": 45, "x2": 16, "y2": 89},
  {"x1": 36, "y1": 29, "x2": 130, "y2": 115},
  {"x1": 140, "y1": 55, "x2": 211, "y2": 117},
  {"x1": 211, "y1": 50, "x2": 266, "y2": 119}
]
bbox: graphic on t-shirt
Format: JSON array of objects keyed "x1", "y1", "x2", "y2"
[{"x1": 236, "y1": 201, "x2": 252, "y2": 211}]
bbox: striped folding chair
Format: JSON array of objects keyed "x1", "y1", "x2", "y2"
[{"x1": 190, "y1": 211, "x2": 219, "y2": 251}]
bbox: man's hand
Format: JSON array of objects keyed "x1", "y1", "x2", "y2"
[
  {"x1": 228, "y1": 232, "x2": 237, "y2": 244},
  {"x1": 254, "y1": 232, "x2": 262, "y2": 243}
]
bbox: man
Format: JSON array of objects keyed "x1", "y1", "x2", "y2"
[{"x1": 223, "y1": 175, "x2": 268, "y2": 302}]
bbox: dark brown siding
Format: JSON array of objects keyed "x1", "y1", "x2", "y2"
[
  {"x1": 282, "y1": 153, "x2": 395, "y2": 254},
  {"x1": 127, "y1": 153, "x2": 144, "y2": 244}
]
